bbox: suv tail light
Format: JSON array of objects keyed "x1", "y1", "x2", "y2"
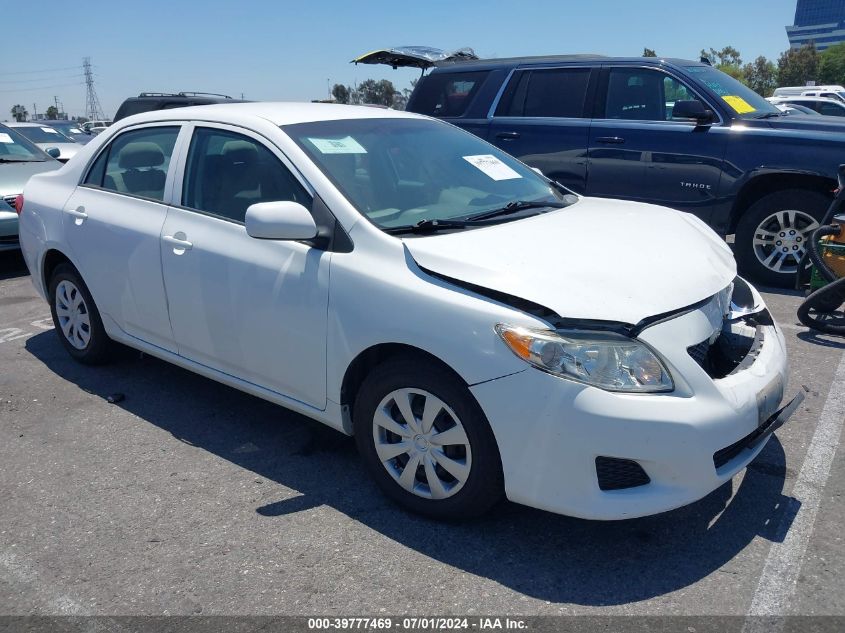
[{"x1": 14, "y1": 194, "x2": 23, "y2": 215}]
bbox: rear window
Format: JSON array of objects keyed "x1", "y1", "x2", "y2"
[
  {"x1": 495, "y1": 68, "x2": 591, "y2": 118},
  {"x1": 408, "y1": 71, "x2": 489, "y2": 117}
]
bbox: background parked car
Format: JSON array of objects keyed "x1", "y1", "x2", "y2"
[
  {"x1": 5, "y1": 122, "x2": 81, "y2": 162},
  {"x1": 0, "y1": 123, "x2": 61, "y2": 250},
  {"x1": 766, "y1": 96, "x2": 845, "y2": 117},
  {"x1": 82, "y1": 120, "x2": 112, "y2": 136},
  {"x1": 772, "y1": 84, "x2": 845, "y2": 102},
  {"x1": 773, "y1": 102, "x2": 820, "y2": 116},
  {"x1": 399, "y1": 54, "x2": 845, "y2": 287},
  {"x1": 40, "y1": 120, "x2": 93, "y2": 144},
  {"x1": 113, "y1": 92, "x2": 246, "y2": 122}
]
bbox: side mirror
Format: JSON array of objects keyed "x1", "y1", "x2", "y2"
[
  {"x1": 671, "y1": 100, "x2": 714, "y2": 125},
  {"x1": 45, "y1": 147, "x2": 61, "y2": 159},
  {"x1": 245, "y1": 201, "x2": 317, "y2": 240}
]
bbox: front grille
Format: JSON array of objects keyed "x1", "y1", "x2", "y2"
[
  {"x1": 688, "y1": 339, "x2": 711, "y2": 370},
  {"x1": 595, "y1": 456, "x2": 651, "y2": 491}
]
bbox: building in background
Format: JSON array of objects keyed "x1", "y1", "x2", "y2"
[{"x1": 787, "y1": 0, "x2": 845, "y2": 50}]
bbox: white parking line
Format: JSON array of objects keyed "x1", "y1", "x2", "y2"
[{"x1": 744, "y1": 349, "x2": 845, "y2": 629}]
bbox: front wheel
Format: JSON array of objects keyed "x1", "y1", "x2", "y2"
[
  {"x1": 353, "y1": 358, "x2": 504, "y2": 520},
  {"x1": 735, "y1": 190, "x2": 828, "y2": 288}
]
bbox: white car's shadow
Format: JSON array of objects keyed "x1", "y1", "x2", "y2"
[{"x1": 24, "y1": 330, "x2": 800, "y2": 605}]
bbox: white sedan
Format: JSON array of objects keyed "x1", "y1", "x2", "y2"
[{"x1": 18, "y1": 103, "x2": 800, "y2": 520}]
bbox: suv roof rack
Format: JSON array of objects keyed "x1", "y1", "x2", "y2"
[{"x1": 136, "y1": 92, "x2": 233, "y2": 99}]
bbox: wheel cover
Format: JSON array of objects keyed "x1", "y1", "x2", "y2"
[
  {"x1": 55, "y1": 280, "x2": 91, "y2": 350},
  {"x1": 372, "y1": 388, "x2": 472, "y2": 500},
  {"x1": 752, "y1": 209, "x2": 820, "y2": 274}
]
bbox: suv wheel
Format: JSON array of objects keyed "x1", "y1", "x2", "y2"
[
  {"x1": 353, "y1": 358, "x2": 504, "y2": 519},
  {"x1": 735, "y1": 189, "x2": 827, "y2": 287},
  {"x1": 48, "y1": 263, "x2": 114, "y2": 364}
]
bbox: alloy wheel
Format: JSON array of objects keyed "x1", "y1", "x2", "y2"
[{"x1": 752, "y1": 209, "x2": 820, "y2": 274}]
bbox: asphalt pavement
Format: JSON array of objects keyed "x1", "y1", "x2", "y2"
[{"x1": 0, "y1": 248, "x2": 843, "y2": 622}]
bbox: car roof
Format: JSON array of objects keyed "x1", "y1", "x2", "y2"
[
  {"x1": 5, "y1": 122, "x2": 59, "y2": 127},
  {"x1": 769, "y1": 96, "x2": 844, "y2": 103},
  {"x1": 428, "y1": 55, "x2": 709, "y2": 72},
  {"x1": 119, "y1": 101, "x2": 424, "y2": 127}
]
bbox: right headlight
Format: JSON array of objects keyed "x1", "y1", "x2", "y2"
[{"x1": 495, "y1": 324, "x2": 674, "y2": 393}]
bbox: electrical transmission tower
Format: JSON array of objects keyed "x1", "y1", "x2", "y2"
[{"x1": 83, "y1": 57, "x2": 105, "y2": 121}]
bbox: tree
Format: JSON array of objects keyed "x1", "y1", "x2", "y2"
[
  {"x1": 819, "y1": 42, "x2": 845, "y2": 85},
  {"x1": 743, "y1": 56, "x2": 778, "y2": 96},
  {"x1": 356, "y1": 79, "x2": 397, "y2": 107},
  {"x1": 777, "y1": 43, "x2": 820, "y2": 87},
  {"x1": 331, "y1": 83, "x2": 350, "y2": 104},
  {"x1": 45, "y1": 105, "x2": 59, "y2": 120},
  {"x1": 642, "y1": 48, "x2": 657, "y2": 58},
  {"x1": 701, "y1": 46, "x2": 743, "y2": 67},
  {"x1": 10, "y1": 105, "x2": 27, "y2": 122}
]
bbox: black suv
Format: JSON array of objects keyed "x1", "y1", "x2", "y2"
[
  {"x1": 114, "y1": 92, "x2": 245, "y2": 122},
  {"x1": 406, "y1": 55, "x2": 845, "y2": 286}
]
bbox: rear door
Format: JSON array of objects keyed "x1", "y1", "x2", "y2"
[
  {"x1": 587, "y1": 65, "x2": 729, "y2": 220},
  {"x1": 62, "y1": 124, "x2": 185, "y2": 351},
  {"x1": 485, "y1": 66, "x2": 595, "y2": 193}
]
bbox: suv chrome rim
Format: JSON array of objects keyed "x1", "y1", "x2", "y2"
[
  {"x1": 55, "y1": 280, "x2": 91, "y2": 350},
  {"x1": 373, "y1": 388, "x2": 472, "y2": 500},
  {"x1": 753, "y1": 209, "x2": 820, "y2": 274}
]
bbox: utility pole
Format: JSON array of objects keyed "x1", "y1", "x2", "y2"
[
  {"x1": 83, "y1": 57, "x2": 105, "y2": 121},
  {"x1": 32, "y1": 103, "x2": 37, "y2": 121}
]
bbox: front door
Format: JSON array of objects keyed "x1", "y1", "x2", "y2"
[
  {"x1": 62, "y1": 124, "x2": 183, "y2": 351},
  {"x1": 160, "y1": 125, "x2": 330, "y2": 409},
  {"x1": 587, "y1": 66, "x2": 729, "y2": 221}
]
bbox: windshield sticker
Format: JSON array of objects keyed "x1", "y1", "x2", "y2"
[
  {"x1": 463, "y1": 154, "x2": 522, "y2": 181},
  {"x1": 722, "y1": 96, "x2": 756, "y2": 114},
  {"x1": 0, "y1": 133, "x2": 13, "y2": 144},
  {"x1": 70, "y1": 128, "x2": 82, "y2": 134},
  {"x1": 307, "y1": 136, "x2": 367, "y2": 154}
]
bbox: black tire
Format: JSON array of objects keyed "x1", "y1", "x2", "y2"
[
  {"x1": 735, "y1": 189, "x2": 829, "y2": 288},
  {"x1": 353, "y1": 358, "x2": 504, "y2": 520},
  {"x1": 48, "y1": 263, "x2": 114, "y2": 364}
]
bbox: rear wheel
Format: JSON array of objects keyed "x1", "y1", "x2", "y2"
[
  {"x1": 353, "y1": 358, "x2": 504, "y2": 519},
  {"x1": 735, "y1": 190, "x2": 827, "y2": 288},
  {"x1": 48, "y1": 263, "x2": 114, "y2": 364}
]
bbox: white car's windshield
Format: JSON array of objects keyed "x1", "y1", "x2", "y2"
[{"x1": 283, "y1": 118, "x2": 573, "y2": 232}]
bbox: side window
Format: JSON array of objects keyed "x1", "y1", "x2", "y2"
[
  {"x1": 97, "y1": 126, "x2": 180, "y2": 201},
  {"x1": 408, "y1": 71, "x2": 489, "y2": 117},
  {"x1": 83, "y1": 149, "x2": 108, "y2": 186},
  {"x1": 606, "y1": 69, "x2": 701, "y2": 121},
  {"x1": 819, "y1": 102, "x2": 845, "y2": 116},
  {"x1": 496, "y1": 68, "x2": 590, "y2": 118},
  {"x1": 182, "y1": 127, "x2": 311, "y2": 223}
]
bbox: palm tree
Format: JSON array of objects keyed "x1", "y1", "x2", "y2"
[{"x1": 10, "y1": 105, "x2": 28, "y2": 122}]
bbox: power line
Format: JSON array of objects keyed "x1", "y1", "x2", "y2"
[
  {"x1": 0, "y1": 65, "x2": 90, "y2": 76},
  {"x1": 0, "y1": 74, "x2": 87, "y2": 84},
  {"x1": 0, "y1": 81, "x2": 85, "y2": 94}
]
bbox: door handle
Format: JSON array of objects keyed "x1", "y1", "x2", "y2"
[
  {"x1": 66, "y1": 206, "x2": 88, "y2": 222},
  {"x1": 495, "y1": 131, "x2": 521, "y2": 140},
  {"x1": 595, "y1": 136, "x2": 625, "y2": 144},
  {"x1": 163, "y1": 234, "x2": 193, "y2": 251}
]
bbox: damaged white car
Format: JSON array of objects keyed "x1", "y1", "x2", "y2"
[{"x1": 18, "y1": 103, "x2": 801, "y2": 520}]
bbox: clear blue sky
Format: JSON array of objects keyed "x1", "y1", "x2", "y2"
[{"x1": 1, "y1": 0, "x2": 799, "y2": 120}]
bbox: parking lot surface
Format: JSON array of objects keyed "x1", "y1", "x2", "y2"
[{"x1": 0, "y1": 249, "x2": 843, "y2": 619}]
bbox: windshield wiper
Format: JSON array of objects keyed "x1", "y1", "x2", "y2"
[
  {"x1": 383, "y1": 218, "x2": 496, "y2": 235},
  {"x1": 0, "y1": 157, "x2": 36, "y2": 163},
  {"x1": 756, "y1": 112, "x2": 783, "y2": 119},
  {"x1": 464, "y1": 199, "x2": 570, "y2": 222}
]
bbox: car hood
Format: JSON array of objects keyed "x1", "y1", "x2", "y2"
[
  {"x1": 756, "y1": 115, "x2": 845, "y2": 134},
  {"x1": 403, "y1": 197, "x2": 736, "y2": 325},
  {"x1": 0, "y1": 160, "x2": 61, "y2": 198}
]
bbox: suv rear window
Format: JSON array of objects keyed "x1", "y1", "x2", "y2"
[
  {"x1": 495, "y1": 68, "x2": 591, "y2": 118},
  {"x1": 409, "y1": 71, "x2": 489, "y2": 117}
]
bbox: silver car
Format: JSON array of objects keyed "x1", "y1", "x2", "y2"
[
  {"x1": 0, "y1": 124, "x2": 61, "y2": 251},
  {"x1": 5, "y1": 122, "x2": 81, "y2": 162}
]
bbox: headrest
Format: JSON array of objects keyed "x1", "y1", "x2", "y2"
[
  {"x1": 222, "y1": 140, "x2": 258, "y2": 165},
  {"x1": 118, "y1": 142, "x2": 165, "y2": 169}
]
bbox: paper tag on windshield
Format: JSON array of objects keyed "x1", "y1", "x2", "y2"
[
  {"x1": 70, "y1": 128, "x2": 82, "y2": 134},
  {"x1": 722, "y1": 96, "x2": 756, "y2": 114},
  {"x1": 41, "y1": 127, "x2": 59, "y2": 134},
  {"x1": 307, "y1": 136, "x2": 367, "y2": 154},
  {"x1": 463, "y1": 154, "x2": 521, "y2": 181},
  {"x1": 0, "y1": 133, "x2": 13, "y2": 144}
]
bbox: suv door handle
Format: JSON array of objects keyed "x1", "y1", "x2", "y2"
[
  {"x1": 163, "y1": 234, "x2": 193, "y2": 251},
  {"x1": 495, "y1": 131, "x2": 521, "y2": 140},
  {"x1": 595, "y1": 136, "x2": 625, "y2": 144}
]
